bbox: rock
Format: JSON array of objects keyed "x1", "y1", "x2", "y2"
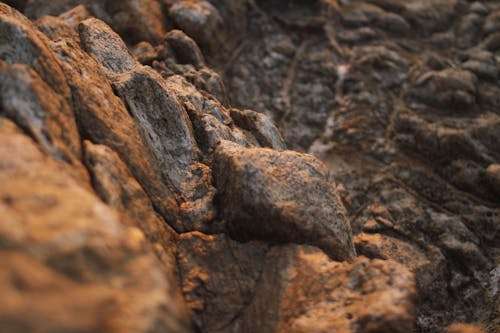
[
  {"x1": 25, "y1": 0, "x2": 166, "y2": 44},
  {"x1": 354, "y1": 233, "x2": 449, "y2": 314},
  {"x1": 106, "y1": 0, "x2": 166, "y2": 44},
  {"x1": 341, "y1": 3, "x2": 411, "y2": 34},
  {"x1": 131, "y1": 41, "x2": 159, "y2": 65},
  {"x1": 446, "y1": 323, "x2": 485, "y2": 333},
  {"x1": 456, "y1": 13, "x2": 483, "y2": 48},
  {"x1": 239, "y1": 245, "x2": 416, "y2": 333},
  {"x1": 79, "y1": 17, "x2": 137, "y2": 75},
  {"x1": 0, "y1": 61, "x2": 86, "y2": 183},
  {"x1": 36, "y1": 15, "x2": 79, "y2": 41},
  {"x1": 213, "y1": 140, "x2": 356, "y2": 261},
  {"x1": 407, "y1": 68, "x2": 478, "y2": 108},
  {"x1": 58, "y1": 4, "x2": 91, "y2": 27},
  {"x1": 469, "y1": 2, "x2": 488, "y2": 16},
  {"x1": 484, "y1": 32, "x2": 500, "y2": 51},
  {"x1": 82, "y1": 141, "x2": 180, "y2": 274},
  {"x1": 229, "y1": 108, "x2": 286, "y2": 150},
  {"x1": 176, "y1": 232, "x2": 268, "y2": 331},
  {"x1": 163, "y1": 74, "x2": 253, "y2": 153},
  {"x1": 112, "y1": 66, "x2": 217, "y2": 231},
  {"x1": 486, "y1": 164, "x2": 500, "y2": 197},
  {"x1": 34, "y1": 5, "x2": 91, "y2": 41},
  {"x1": 0, "y1": 118, "x2": 191, "y2": 333},
  {"x1": 1, "y1": 0, "x2": 27, "y2": 11},
  {"x1": 337, "y1": 26, "x2": 378, "y2": 43},
  {"x1": 0, "y1": 3, "x2": 71, "y2": 100},
  {"x1": 24, "y1": 0, "x2": 98, "y2": 19},
  {"x1": 79, "y1": 17, "x2": 217, "y2": 233},
  {"x1": 165, "y1": 29, "x2": 206, "y2": 69},
  {"x1": 483, "y1": 10, "x2": 500, "y2": 35},
  {"x1": 462, "y1": 60, "x2": 498, "y2": 81},
  {"x1": 401, "y1": 0, "x2": 460, "y2": 33},
  {"x1": 1, "y1": 1, "x2": 499, "y2": 332},
  {"x1": 169, "y1": 0, "x2": 223, "y2": 54},
  {"x1": 189, "y1": 67, "x2": 228, "y2": 105},
  {"x1": 49, "y1": 36, "x2": 185, "y2": 233}
]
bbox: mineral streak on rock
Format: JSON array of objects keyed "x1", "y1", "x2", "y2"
[{"x1": 0, "y1": 1, "x2": 499, "y2": 333}]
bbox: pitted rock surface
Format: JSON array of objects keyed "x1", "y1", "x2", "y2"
[{"x1": 0, "y1": 1, "x2": 498, "y2": 333}]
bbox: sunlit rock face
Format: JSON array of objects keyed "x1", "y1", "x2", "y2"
[{"x1": 0, "y1": 1, "x2": 499, "y2": 333}]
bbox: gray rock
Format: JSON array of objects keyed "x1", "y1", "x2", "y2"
[
  {"x1": 213, "y1": 140, "x2": 356, "y2": 261},
  {"x1": 79, "y1": 17, "x2": 136, "y2": 74},
  {"x1": 169, "y1": 0, "x2": 223, "y2": 54},
  {"x1": 0, "y1": 61, "x2": 86, "y2": 183},
  {"x1": 165, "y1": 29, "x2": 206, "y2": 69}
]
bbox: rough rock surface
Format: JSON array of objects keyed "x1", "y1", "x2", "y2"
[
  {"x1": 213, "y1": 140, "x2": 356, "y2": 261},
  {"x1": 0, "y1": 1, "x2": 498, "y2": 333}
]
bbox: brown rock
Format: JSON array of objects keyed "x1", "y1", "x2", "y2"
[
  {"x1": 0, "y1": 3, "x2": 71, "y2": 100},
  {"x1": 229, "y1": 108, "x2": 286, "y2": 150},
  {"x1": 407, "y1": 68, "x2": 478, "y2": 108},
  {"x1": 239, "y1": 245, "x2": 416, "y2": 333},
  {"x1": 112, "y1": 66, "x2": 216, "y2": 231},
  {"x1": 106, "y1": 0, "x2": 166, "y2": 44},
  {"x1": 49, "y1": 36, "x2": 184, "y2": 232},
  {"x1": 0, "y1": 61, "x2": 86, "y2": 183},
  {"x1": 213, "y1": 140, "x2": 356, "y2": 261},
  {"x1": 446, "y1": 323, "x2": 485, "y2": 333},
  {"x1": 79, "y1": 17, "x2": 137, "y2": 75},
  {"x1": 165, "y1": 29, "x2": 206, "y2": 69},
  {"x1": 25, "y1": 0, "x2": 165, "y2": 44},
  {"x1": 169, "y1": 0, "x2": 223, "y2": 54},
  {"x1": 176, "y1": 232, "x2": 268, "y2": 331},
  {"x1": 0, "y1": 118, "x2": 191, "y2": 333},
  {"x1": 79, "y1": 17, "x2": 217, "y2": 232},
  {"x1": 83, "y1": 141, "x2": 179, "y2": 273}
]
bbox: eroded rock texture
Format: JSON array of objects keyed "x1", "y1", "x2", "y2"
[{"x1": 0, "y1": 1, "x2": 498, "y2": 333}]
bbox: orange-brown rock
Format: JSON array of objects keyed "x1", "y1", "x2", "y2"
[
  {"x1": 239, "y1": 245, "x2": 416, "y2": 333},
  {"x1": 0, "y1": 118, "x2": 191, "y2": 333},
  {"x1": 1, "y1": 1, "x2": 499, "y2": 333}
]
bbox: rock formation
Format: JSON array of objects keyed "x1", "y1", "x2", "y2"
[{"x1": 0, "y1": 1, "x2": 498, "y2": 333}]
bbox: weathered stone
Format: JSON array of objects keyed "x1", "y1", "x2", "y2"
[
  {"x1": 112, "y1": 66, "x2": 217, "y2": 232},
  {"x1": 0, "y1": 61, "x2": 86, "y2": 183},
  {"x1": 79, "y1": 17, "x2": 137, "y2": 75},
  {"x1": 79, "y1": 17, "x2": 217, "y2": 233},
  {"x1": 0, "y1": 118, "x2": 191, "y2": 333},
  {"x1": 483, "y1": 10, "x2": 500, "y2": 35},
  {"x1": 166, "y1": 29, "x2": 206, "y2": 69},
  {"x1": 1, "y1": 1, "x2": 499, "y2": 332},
  {"x1": 83, "y1": 141, "x2": 178, "y2": 270},
  {"x1": 239, "y1": 245, "x2": 416, "y2": 333},
  {"x1": 106, "y1": 0, "x2": 166, "y2": 44},
  {"x1": 407, "y1": 68, "x2": 478, "y2": 108},
  {"x1": 164, "y1": 74, "x2": 252, "y2": 153},
  {"x1": 446, "y1": 323, "x2": 485, "y2": 333},
  {"x1": 26, "y1": 0, "x2": 165, "y2": 44},
  {"x1": 169, "y1": 0, "x2": 223, "y2": 54},
  {"x1": 49, "y1": 36, "x2": 183, "y2": 232},
  {"x1": 176, "y1": 232, "x2": 268, "y2": 332},
  {"x1": 0, "y1": 3, "x2": 71, "y2": 100},
  {"x1": 35, "y1": 15, "x2": 79, "y2": 41},
  {"x1": 213, "y1": 140, "x2": 356, "y2": 261},
  {"x1": 341, "y1": 3, "x2": 411, "y2": 34},
  {"x1": 229, "y1": 108, "x2": 286, "y2": 150}
]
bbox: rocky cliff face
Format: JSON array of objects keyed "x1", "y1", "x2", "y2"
[{"x1": 0, "y1": 1, "x2": 498, "y2": 333}]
